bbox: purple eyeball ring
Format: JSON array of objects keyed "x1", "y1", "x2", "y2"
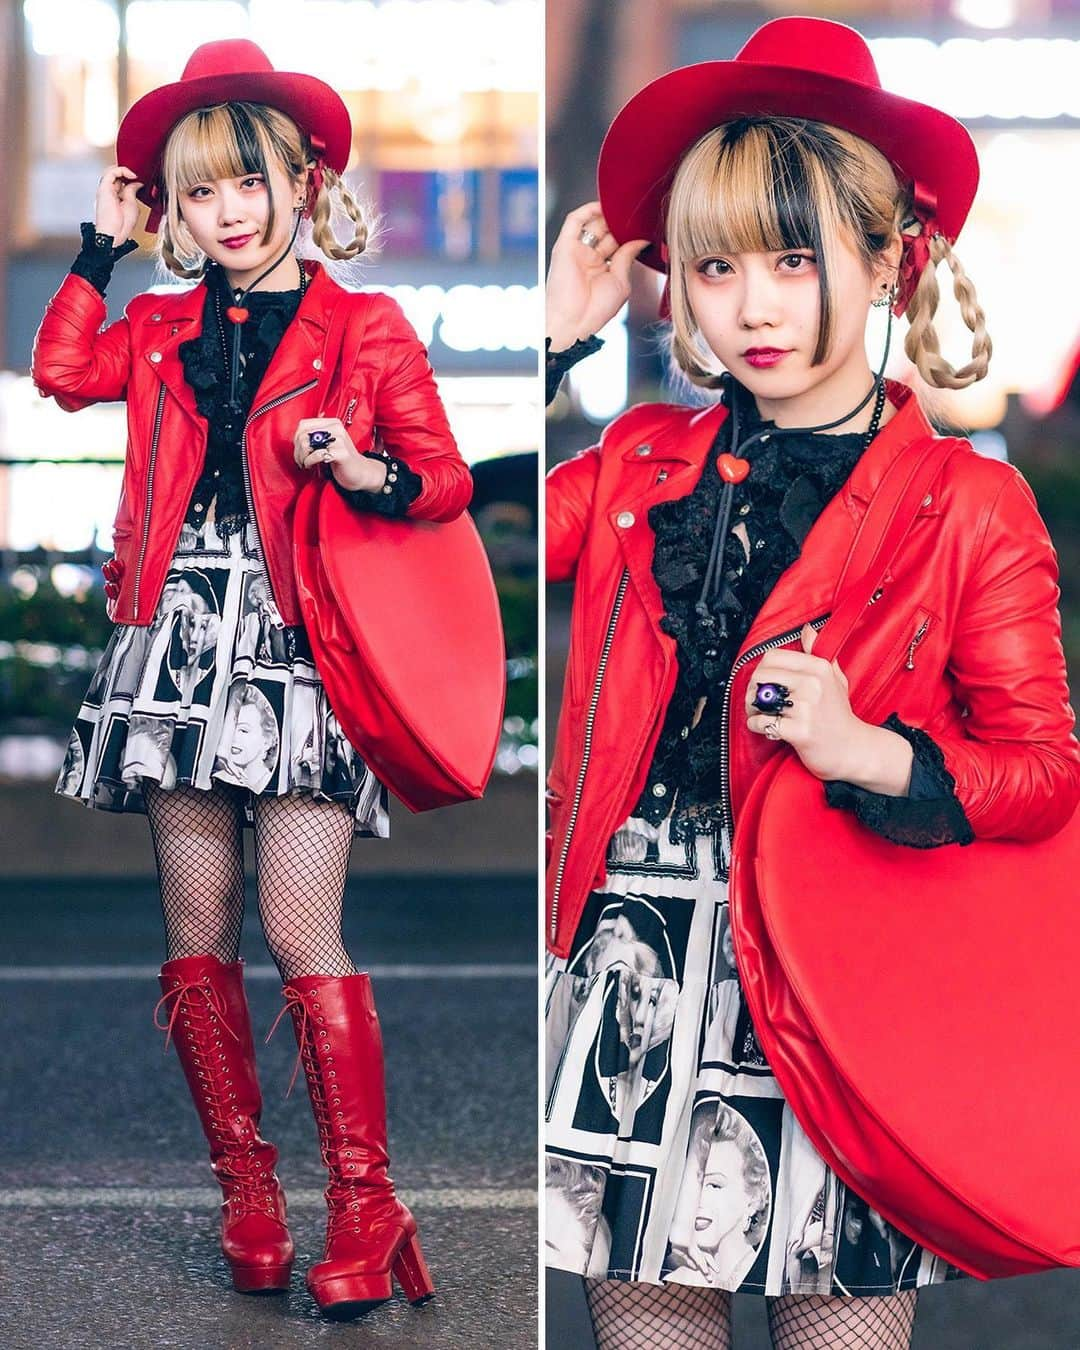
[
  {"x1": 307, "y1": 429, "x2": 334, "y2": 450},
  {"x1": 752, "y1": 681, "x2": 793, "y2": 715}
]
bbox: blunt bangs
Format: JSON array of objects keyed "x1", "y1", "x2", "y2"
[
  {"x1": 668, "y1": 117, "x2": 826, "y2": 264},
  {"x1": 666, "y1": 117, "x2": 882, "y2": 371},
  {"x1": 163, "y1": 102, "x2": 299, "y2": 249}
]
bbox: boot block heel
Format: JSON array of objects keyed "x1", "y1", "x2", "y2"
[
  {"x1": 393, "y1": 1233, "x2": 436, "y2": 1304},
  {"x1": 231, "y1": 1260, "x2": 293, "y2": 1293}
]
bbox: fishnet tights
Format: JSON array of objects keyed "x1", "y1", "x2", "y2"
[
  {"x1": 766, "y1": 1290, "x2": 918, "y2": 1348},
  {"x1": 583, "y1": 1278, "x2": 917, "y2": 1349},
  {"x1": 584, "y1": 1278, "x2": 733, "y2": 1349},
  {"x1": 143, "y1": 780, "x2": 358, "y2": 981}
]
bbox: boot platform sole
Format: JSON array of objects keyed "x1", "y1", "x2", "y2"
[
  {"x1": 231, "y1": 1261, "x2": 294, "y2": 1293},
  {"x1": 308, "y1": 1234, "x2": 436, "y2": 1316}
]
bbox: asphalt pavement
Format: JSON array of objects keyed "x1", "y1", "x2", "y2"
[{"x1": 0, "y1": 875, "x2": 538, "y2": 1349}]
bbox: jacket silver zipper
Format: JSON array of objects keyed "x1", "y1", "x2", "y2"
[
  {"x1": 132, "y1": 382, "x2": 167, "y2": 621},
  {"x1": 240, "y1": 379, "x2": 320, "y2": 626},
  {"x1": 343, "y1": 396, "x2": 357, "y2": 427},
  {"x1": 718, "y1": 612, "x2": 831, "y2": 838},
  {"x1": 904, "y1": 617, "x2": 930, "y2": 670},
  {"x1": 550, "y1": 568, "x2": 630, "y2": 941}
]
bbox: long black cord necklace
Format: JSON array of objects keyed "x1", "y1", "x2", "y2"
[
  {"x1": 211, "y1": 207, "x2": 307, "y2": 442},
  {"x1": 695, "y1": 309, "x2": 894, "y2": 653}
]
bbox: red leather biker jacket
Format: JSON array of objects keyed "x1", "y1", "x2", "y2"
[
  {"x1": 31, "y1": 260, "x2": 472, "y2": 625},
  {"x1": 546, "y1": 381, "x2": 1080, "y2": 957}
]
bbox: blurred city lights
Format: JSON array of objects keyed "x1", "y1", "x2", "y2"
[
  {"x1": 568, "y1": 307, "x2": 628, "y2": 425},
  {"x1": 872, "y1": 36, "x2": 1080, "y2": 120}
]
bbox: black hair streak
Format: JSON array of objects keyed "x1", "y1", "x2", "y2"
[
  {"x1": 222, "y1": 103, "x2": 276, "y2": 246},
  {"x1": 723, "y1": 117, "x2": 839, "y2": 366}
]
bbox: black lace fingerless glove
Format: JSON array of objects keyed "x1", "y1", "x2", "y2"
[
  {"x1": 330, "y1": 448, "x2": 424, "y2": 518},
  {"x1": 546, "y1": 335, "x2": 604, "y2": 406},
  {"x1": 70, "y1": 221, "x2": 140, "y2": 297},
  {"x1": 823, "y1": 712, "x2": 975, "y2": 848}
]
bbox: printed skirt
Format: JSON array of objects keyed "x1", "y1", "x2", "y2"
[
  {"x1": 544, "y1": 812, "x2": 968, "y2": 1296},
  {"x1": 56, "y1": 511, "x2": 389, "y2": 837}
]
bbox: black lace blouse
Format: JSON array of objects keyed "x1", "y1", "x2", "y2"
[
  {"x1": 71, "y1": 222, "x2": 424, "y2": 537},
  {"x1": 547, "y1": 338, "x2": 974, "y2": 850}
]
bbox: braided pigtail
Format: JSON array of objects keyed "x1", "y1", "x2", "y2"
[
  {"x1": 903, "y1": 233, "x2": 992, "y2": 389},
  {"x1": 306, "y1": 163, "x2": 371, "y2": 261},
  {"x1": 668, "y1": 326, "x2": 726, "y2": 392},
  {"x1": 159, "y1": 216, "x2": 205, "y2": 281}
]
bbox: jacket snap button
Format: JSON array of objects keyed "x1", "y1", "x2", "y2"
[
  {"x1": 312, "y1": 357, "x2": 322, "y2": 369},
  {"x1": 616, "y1": 511, "x2": 635, "y2": 528},
  {"x1": 149, "y1": 352, "x2": 162, "y2": 362},
  {"x1": 151, "y1": 313, "x2": 161, "y2": 321},
  {"x1": 652, "y1": 783, "x2": 667, "y2": 797},
  {"x1": 635, "y1": 443, "x2": 652, "y2": 455},
  {"x1": 922, "y1": 493, "x2": 933, "y2": 507}
]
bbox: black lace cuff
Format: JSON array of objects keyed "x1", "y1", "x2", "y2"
[
  {"x1": 823, "y1": 712, "x2": 975, "y2": 849},
  {"x1": 69, "y1": 221, "x2": 139, "y2": 297},
  {"x1": 546, "y1": 335, "x2": 603, "y2": 406},
  {"x1": 330, "y1": 449, "x2": 423, "y2": 518}
]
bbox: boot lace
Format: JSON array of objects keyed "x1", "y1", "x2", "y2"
[{"x1": 156, "y1": 974, "x2": 280, "y2": 1223}]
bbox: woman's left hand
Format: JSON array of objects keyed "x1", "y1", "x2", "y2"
[
  {"x1": 744, "y1": 622, "x2": 866, "y2": 781},
  {"x1": 292, "y1": 418, "x2": 388, "y2": 493}
]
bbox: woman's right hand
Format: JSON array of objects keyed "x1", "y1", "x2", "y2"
[
  {"x1": 546, "y1": 201, "x2": 649, "y2": 352},
  {"x1": 94, "y1": 165, "x2": 144, "y2": 245}
]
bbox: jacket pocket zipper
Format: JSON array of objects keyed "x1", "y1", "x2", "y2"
[
  {"x1": 241, "y1": 379, "x2": 320, "y2": 626},
  {"x1": 905, "y1": 616, "x2": 930, "y2": 670},
  {"x1": 550, "y1": 568, "x2": 630, "y2": 942},
  {"x1": 719, "y1": 613, "x2": 832, "y2": 839},
  {"x1": 132, "y1": 383, "x2": 167, "y2": 621},
  {"x1": 343, "y1": 396, "x2": 357, "y2": 427}
]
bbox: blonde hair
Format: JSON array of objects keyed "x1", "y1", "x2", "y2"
[
  {"x1": 665, "y1": 116, "x2": 991, "y2": 392},
  {"x1": 158, "y1": 101, "x2": 371, "y2": 280}
]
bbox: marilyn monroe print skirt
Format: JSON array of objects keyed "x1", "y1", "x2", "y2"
[
  {"x1": 55, "y1": 510, "x2": 389, "y2": 837},
  {"x1": 544, "y1": 813, "x2": 969, "y2": 1297}
]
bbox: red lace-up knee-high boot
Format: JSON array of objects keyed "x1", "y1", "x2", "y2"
[
  {"x1": 273, "y1": 973, "x2": 434, "y2": 1317},
  {"x1": 155, "y1": 954, "x2": 294, "y2": 1292}
]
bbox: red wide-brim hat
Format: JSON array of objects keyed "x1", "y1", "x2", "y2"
[
  {"x1": 597, "y1": 16, "x2": 979, "y2": 317},
  {"x1": 116, "y1": 39, "x2": 352, "y2": 234}
]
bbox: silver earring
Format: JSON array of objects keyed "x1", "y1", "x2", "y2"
[{"x1": 872, "y1": 284, "x2": 896, "y2": 309}]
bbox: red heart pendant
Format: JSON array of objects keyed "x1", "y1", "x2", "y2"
[
  {"x1": 225, "y1": 305, "x2": 249, "y2": 324},
  {"x1": 716, "y1": 452, "x2": 750, "y2": 483}
]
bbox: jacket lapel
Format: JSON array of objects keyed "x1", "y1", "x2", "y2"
[
  {"x1": 737, "y1": 382, "x2": 936, "y2": 654},
  {"x1": 142, "y1": 261, "x2": 346, "y2": 424},
  {"x1": 606, "y1": 380, "x2": 938, "y2": 657},
  {"x1": 613, "y1": 401, "x2": 728, "y2": 634}
]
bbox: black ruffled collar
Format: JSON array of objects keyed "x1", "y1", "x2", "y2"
[
  {"x1": 177, "y1": 263, "x2": 303, "y2": 427},
  {"x1": 635, "y1": 398, "x2": 869, "y2": 834}
]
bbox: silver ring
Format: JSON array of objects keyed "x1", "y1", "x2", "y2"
[
  {"x1": 764, "y1": 719, "x2": 782, "y2": 740},
  {"x1": 579, "y1": 226, "x2": 600, "y2": 249}
]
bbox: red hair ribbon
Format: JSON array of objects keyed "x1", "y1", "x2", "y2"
[
  {"x1": 306, "y1": 133, "x2": 327, "y2": 215},
  {"x1": 145, "y1": 181, "x2": 163, "y2": 234},
  {"x1": 895, "y1": 180, "x2": 942, "y2": 318}
]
